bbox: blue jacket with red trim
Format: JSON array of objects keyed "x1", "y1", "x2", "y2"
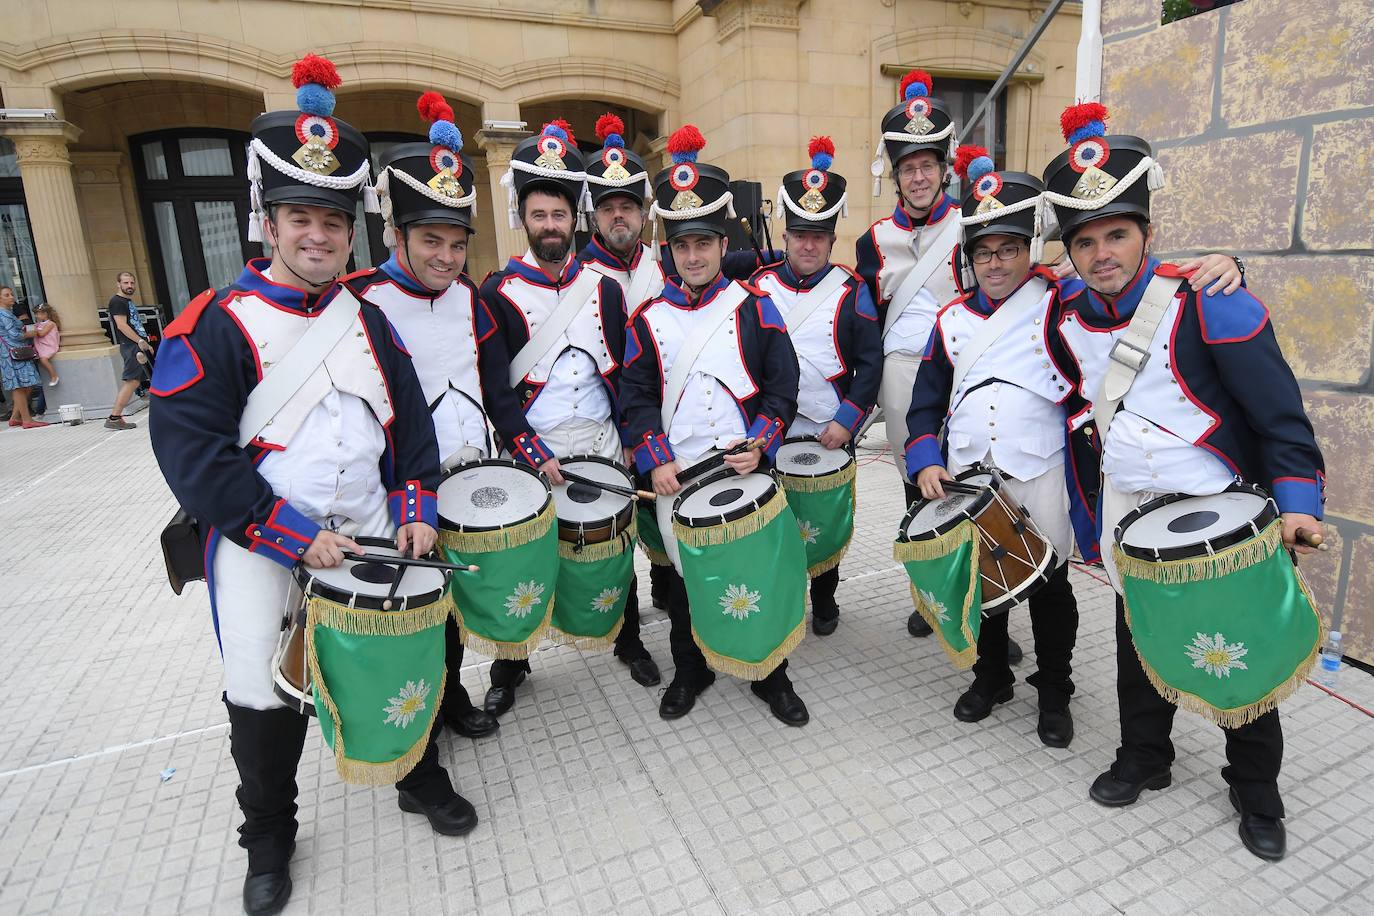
[
  {"x1": 854, "y1": 194, "x2": 960, "y2": 320},
  {"x1": 749, "y1": 260, "x2": 883, "y2": 436},
  {"x1": 1058, "y1": 257, "x2": 1326, "y2": 520},
  {"x1": 620, "y1": 273, "x2": 799, "y2": 475},
  {"x1": 475, "y1": 256, "x2": 629, "y2": 468},
  {"x1": 147, "y1": 259, "x2": 443, "y2": 569}
]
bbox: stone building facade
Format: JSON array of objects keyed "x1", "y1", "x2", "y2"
[
  {"x1": 1103, "y1": 0, "x2": 1374, "y2": 663},
  {"x1": 0, "y1": 0, "x2": 1082, "y2": 412}
]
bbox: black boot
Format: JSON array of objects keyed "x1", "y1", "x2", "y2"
[
  {"x1": 395, "y1": 725, "x2": 479, "y2": 837},
  {"x1": 648, "y1": 562, "x2": 672, "y2": 610},
  {"x1": 484, "y1": 659, "x2": 530, "y2": 717},
  {"x1": 224, "y1": 698, "x2": 307, "y2": 916},
  {"x1": 614, "y1": 580, "x2": 661, "y2": 686},
  {"x1": 441, "y1": 617, "x2": 498, "y2": 738},
  {"x1": 810, "y1": 568, "x2": 840, "y2": 636}
]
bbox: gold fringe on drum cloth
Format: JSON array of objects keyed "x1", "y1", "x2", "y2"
[
  {"x1": 1111, "y1": 519, "x2": 1284, "y2": 585},
  {"x1": 437, "y1": 500, "x2": 556, "y2": 553},
  {"x1": 547, "y1": 526, "x2": 637, "y2": 650},
  {"x1": 305, "y1": 594, "x2": 450, "y2": 786},
  {"x1": 893, "y1": 520, "x2": 981, "y2": 669},
  {"x1": 451, "y1": 600, "x2": 555, "y2": 661},
  {"x1": 775, "y1": 458, "x2": 856, "y2": 493},
  {"x1": 693, "y1": 617, "x2": 806, "y2": 681},
  {"x1": 1114, "y1": 521, "x2": 1321, "y2": 728},
  {"x1": 671, "y1": 487, "x2": 789, "y2": 548}
]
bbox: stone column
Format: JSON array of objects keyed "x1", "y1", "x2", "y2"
[
  {"x1": 475, "y1": 127, "x2": 531, "y2": 264},
  {"x1": 8, "y1": 122, "x2": 109, "y2": 352}
]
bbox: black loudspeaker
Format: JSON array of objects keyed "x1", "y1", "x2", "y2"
[{"x1": 727, "y1": 180, "x2": 765, "y2": 252}]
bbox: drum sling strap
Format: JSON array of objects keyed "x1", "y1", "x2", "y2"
[
  {"x1": 624, "y1": 248, "x2": 662, "y2": 315},
  {"x1": 949, "y1": 277, "x2": 1049, "y2": 398},
  {"x1": 1093, "y1": 274, "x2": 1185, "y2": 443},
  {"x1": 507, "y1": 266, "x2": 603, "y2": 387},
  {"x1": 160, "y1": 288, "x2": 363, "y2": 593},
  {"x1": 882, "y1": 215, "x2": 960, "y2": 340},
  {"x1": 661, "y1": 281, "x2": 751, "y2": 433}
]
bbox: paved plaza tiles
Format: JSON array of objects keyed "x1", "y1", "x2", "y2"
[{"x1": 1, "y1": 419, "x2": 1371, "y2": 915}]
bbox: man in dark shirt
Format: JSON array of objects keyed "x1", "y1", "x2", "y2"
[{"x1": 106, "y1": 270, "x2": 153, "y2": 430}]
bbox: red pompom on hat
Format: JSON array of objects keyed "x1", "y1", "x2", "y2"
[
  {"x1": 807, "y1": 136, "x2": 835, "y2": 159},
  {"x1": 1060, "y1": 102, "x2": 1110, "y2": 142},
  {"x1": 416, "y1": 91, "x2": 454, "y2": 125},
  {"x1": 291, "y1": 53, "x2": 342, "y2": 90},
  {"x1": 899, "y1": 69, "x2": 933, "y2": 99},
  {"x1": 667, "y1": 124, "x2": 706, "y2": 156},
  {"x1": 543, "y1": 118, "x2": 576, "y2": 148},
  {"x1": 953, "y1": 144, "x2": 990, "y2": 181},
  {"x1": 595, "y1": 113, "x2": 625, "y2": 142}
]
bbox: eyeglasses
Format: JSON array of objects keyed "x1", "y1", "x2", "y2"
[
  {"x1": 970, "y1": 244, "x2": 1026, "y2": 264},
  {"x1": 895, "y1": 161, "x2": 942, "y2": 181}
]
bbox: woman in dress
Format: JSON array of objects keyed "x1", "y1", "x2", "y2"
[{"x1": 0, "y1": 286, "x2": 47, "y2": 428}]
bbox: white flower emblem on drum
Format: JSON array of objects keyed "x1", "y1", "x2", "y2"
[
  {"x1": 918, "y1": 589, "x2": 951, "y2": 624},
  {"x1": 719, "y1": 583, "x2": 762, "y2": 621},
  {"x1": 797, "y1": 519, "x2": 821, "y2": 544},
  {"x1": 1069, "y1": 137, "x2": 1110, "y2": 173},
  {"x1": 591, "y1": 587, "x2": 623, "y2": 613},
  {"x1": 1185, "y1": 632, "x2": 1250, "y2": 678},
  {"x1": 382, "y1": 679, "x2": 431, "y2": 729},
  {"x1": 669, "y1": 162, "x2": 699, "y2": 192},
  {"x1": 504, "y1": 580, "x2": 546, "y2": 618}
]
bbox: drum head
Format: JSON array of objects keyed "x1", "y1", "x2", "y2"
[
  {"x1": 1119, "y1": 488, "x2": 1274, "y2": 560},
  {"x1": 438, "y1": 460, "x2": 550, "y2": 531},
  {"x1": 553, "y1": 457, "x2": 633, "y2": 524},
  {"x1": 675, "y1": 470, "x2": 776, "y2": 527},
  {"x1": 902, "y1": 472, "x2": 994, "y2": 540},
  {"x1": 775, "y1": 437, "x2": 852, "y2": 477},
  {"x1": 300, "y1": 539, "x2": 446, "y2": 610}
]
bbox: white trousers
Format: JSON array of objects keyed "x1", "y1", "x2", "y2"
[
  {"x1": 655, "y1": 449, "x2": 721, "y2": 573},
  {"x1": 213, "y1": 500, "x2": 394, "y2": 710},
  {"x1": 949, "y1": 459, "x2": 1074, "y2": 569},
  {"x1": 878, "y1": 351, "x2": 921, "y2": 481},
  {"x1": 1098, "y1": 476, "x2": 1163, "y2": 594},
  {"x1": 441, "y1": 444, "x2": 486, "y2": 473},
  {"x1": 502, "y1": 416, "x2": 621, "y2": 463}
]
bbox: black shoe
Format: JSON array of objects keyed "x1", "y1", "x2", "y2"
[
  {"x1": 617, "y1": 652, "x2": 662, "y2": 687},
  {"x1": 1230, "y1": 787, "x2": 1286, "y2": 861},
  {"x1": 443, "y1": 705, "x2": 499, "y2": 739},
  {"x1": 812, "y1": 613, "x2": 839, "y2": 636},
  {"x1": 482, "y1": 670, "x2": 525, "y2": 717},
  {"x1": 1088, "y1": 769, "x2": 1171, "y2": 807},
  {"x1": 650, "y1": 588, "x2": 669, "y2": 611},
  {"x1": 907, "y1": 610, "x2": 933, "y2": 637},
  {"x1": 750, "y1": 681, "x2": 810, "y2": 727},
  {"x1": 397, "y1": 789, "x2": 479, "y2": 837},
  {"x1": 243, "y1": 869, "x2": 291, "y2": 915},
  {"x1": 1037, "y1": 707, "x2": 1074, "y2": 748},
  {"x1": 659, "y1": 674, "x2": 714, "y2": 719},
  {"x1": 952, "y1": 685, "x2": 1013, "y2": 723},
  {"x1": 1007, "y1": 637, "x2": 1024, "y2": 666}
]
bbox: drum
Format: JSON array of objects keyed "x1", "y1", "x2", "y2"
[
  {"x1": 774, "y1": 437, "x2": 856, "y2": 577},
  {"x1": 672, "y1": 467, "x2": 808, "y2": 680},
  {"x1": 894, "y1": 468, "x2": 1056, "y2": 667},
  {"x1": 437, "y1": 459, "x2": 559, "y2": 659},
  {"x1": 1114, "y1": 484, "x2": 1321, "y2": 726},
  {"x1": 289, "y1": 538, "x2": 451, "y2": 785},
  {"x1": 549, "y1": 456, "x2": 637, "y2": 648}
]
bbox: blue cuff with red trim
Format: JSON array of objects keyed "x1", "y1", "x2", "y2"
[
  {"x1": 904, "y1": 434, "x2": 943, "y2": 481},
  {"x1": 245, "y1": 499, "x2": 321, "y2": 569},
  {"x1": 1272, "y1": 476, "x2": 1324, "y2": 519},
  {"x1": 510, "y1": 431, "x2": 554, "y2": 468},
  {"x1": 832, "y1": 400, "x2": 866, "y2": 435},
  {"x1": 634, "y1": 433, "x2": 675, "y2": 474},
  {"x1": 747, "y1": 415, "x2": 786, "y2": 462},
  {"x1": 390, "y1": 480, "x2": 437, "y2": 529}
]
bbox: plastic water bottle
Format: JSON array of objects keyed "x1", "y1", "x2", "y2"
[{"x1": 1319, "y1": 630, "x2": 1342, "y2": 689}]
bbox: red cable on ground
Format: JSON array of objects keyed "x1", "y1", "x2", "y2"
[{"x1": 1067, "y1": 561, "x2": 1374, "y2": 719}]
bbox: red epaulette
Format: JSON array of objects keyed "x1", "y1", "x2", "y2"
[
  {"x1": 1154, "y1": 262, "x2": 1195, "y2": 279},
  {"x1": 835, "y1": 264, "x2": 862, "y2": 283},
  {"x1": 339, "y1": 267, "x2": 375, "y2": 285},
  {"x1": 161, "y1": 288, "x2": 216, "y2": 338},
  {"x1": 739, "y1": 281, "x2": 767, "y2": 297}
]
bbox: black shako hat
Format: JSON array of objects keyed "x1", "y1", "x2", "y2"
[
  {"x1": 650, "y1": 125, "x2": 735, "y2": 244},
  {"x1": 1041, "y1": 102, "x2": 1161, "y2": 241},
  {"x1": 375, "y1": 91, "x2": 478, "y2": 245},
  {"x1": 777, "y1": 136, "x2": 849, "y2": 234}
]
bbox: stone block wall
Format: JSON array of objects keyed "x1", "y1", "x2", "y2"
[{"x1": 1103, "y1": 0, "x2": 1374, "y2": 662}]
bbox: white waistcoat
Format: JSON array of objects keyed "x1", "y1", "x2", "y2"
[
  {"x1": 641, "y1": 296, "x2": 757, "y2": 408},
  {"x1": 942, "y1": 282, "x2": 1066, "y2": 411},
  {"x1": 497, "y1": 272, "x2": 616, "y2": 385},
  {"x1": 753, "y1": 270, "x2": 845, "y2": 423},
  {"x1": 225, "y1": 291, "x2": 393, "y2": 450},
  {"x1": 871, "y1": 215, "x2": 960, "y2": 356}
]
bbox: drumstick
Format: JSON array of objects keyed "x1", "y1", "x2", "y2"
[
  {"x1": 559, "y1": 469, "x2": 643, "y2": 502},
  {"x1": 340, "y1": 551, "x2": 480, "y2": 573},
  {"x1": 935, "y1": 480, "x2": 984, "y2": 496},
  {"x1": 381, "y1": 564, "x2": 405, "y2": 611},
  {"x1": 723, "y1": 437, "x2": 760, "y2": 456},
  {"x1": 1294, "y1": 528, "x2": 1329, "y2": 552}
]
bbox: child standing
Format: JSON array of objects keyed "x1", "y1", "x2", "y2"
[{"x1": 31, "y1": 304, "x2": 60, "y2": 386}]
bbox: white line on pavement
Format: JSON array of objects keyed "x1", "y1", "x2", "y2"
[
  {"x1": 0, "y1": 722, "x2": 229, "y2": 780},
  {"x1": 0, "y1": 432, "x2": 119, "y2": 506}
]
